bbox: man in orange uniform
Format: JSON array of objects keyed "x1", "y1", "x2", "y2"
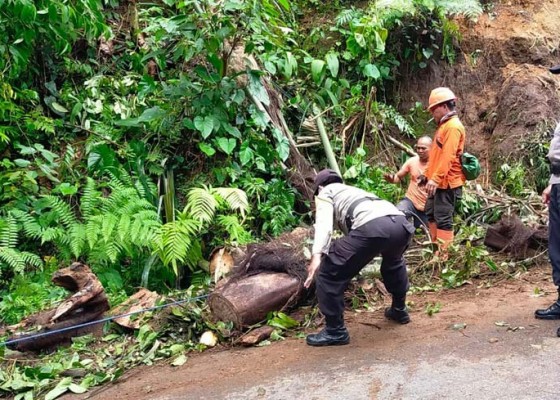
[
  {"x1": 384, "y1": 136, "x2": 432, "y2": 230},
  {"x1": 423, "y1": 87, "x2": 466, "y2": 259}
]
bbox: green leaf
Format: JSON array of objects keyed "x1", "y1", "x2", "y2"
[
  {"x1": 363, "y1": 64, "x2": 381, "y2": 79},
  {"x1": 68, "y1": 383, "x2": 87, "y2": 394},
  {"x1": 276, "y1": 0, "x2": 290, "y2": 11},
  {"x1": 14, "y1": 159, "x2": 31, "y2": 167},
  {"x1": 422, "y1": 47, "x2": 434, "y2": 59},
  {"x1": 239, "y1": 145, "x2": 254, "y2": 165},
  {"x1": 171, "y1": 354, "x2": 188, "y2": 366},
  {"x1": 51, "y1": 102, "x2": 68, "y2": 114},
  {"x1": 56, "y1": 183, "x2": 78, "y2": 196},
  {"x1": 45, "y1": 377, "x2": 72, "y2": 400},
  {"x1": 354, "y1": 33, "x2": 366, "y2": 48},
  {"x1": 311, "y1": 59, "x2": 326, "y2": 84},
  {"x1": 21, "y1": 3, "x2": 37, "y2": 21},
  {"x1": 199, "y1": 142, "x2": 216, "y2": 157},
  {"x1": 325, "y1": 53, "x2": 339, "y2": 77},
  {"x1": 283, "y1": 52, "x2": 297, "y2": 79},
  {"x1": 194, "y1": 116, "x2": 214, "y2": 139},
  {"x1": 215, "y1": 137, "x2": 236, "y2": 155},
  {"x1": 247, "y1": 71, "x2": 270, "y2": 106}
]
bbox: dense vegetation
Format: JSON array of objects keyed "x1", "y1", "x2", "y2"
[{"x1": 3, "y1": 0, "x2": 544, "y2": 398}]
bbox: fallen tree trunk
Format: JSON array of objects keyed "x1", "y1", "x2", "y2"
[
  {"x1": 2, "y1": 262, "x2": 110, "y2": 352},
  {"x1": 209, "y1": 272, "x2": 301, "y2": 329},
  {"x1": 484, "y1": 215, "x2": 548, "y2": 259}
]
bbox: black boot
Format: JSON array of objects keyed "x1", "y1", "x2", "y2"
[
  {"x1": 385, "y1": 295, "x2": 411, "y2": 324},
  {"x1": 535, "y1": 289, "x2": 560, "y2": 320},
  {"x1": 306, "y1": 316, "x2": 350, "y2": 347}
]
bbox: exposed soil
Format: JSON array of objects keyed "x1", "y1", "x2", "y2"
[
  {"x1": 398, "y1": 0, "x2": 560, "y2": 173},
  {"x1": 70, "y1": 264, "x2": 560, "y2": 400}
]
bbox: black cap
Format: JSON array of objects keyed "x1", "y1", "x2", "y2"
[
  {"x1": 314, "y1": 169, "x2": 342, "y2": 195},
  {"x1": 550, "y1": 65, "x2": 560, "y2": 74}
]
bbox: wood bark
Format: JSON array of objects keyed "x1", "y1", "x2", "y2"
[
  {"x1": 112, "y1": 288, "x2": 159, "y2": 330},
  {"x1": 238, "y1": 325, "x2": 275, "y2": 346},
  {"x1": 3, "y1": 262, "x2": 110, "y2": 352},
  {"x1": 226, "y1": 43, "x2": 316, "y2": 202},
  {"x1": 208, "y1": 272, "x2": 302, "y2": 329}
]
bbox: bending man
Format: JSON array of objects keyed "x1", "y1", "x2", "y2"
[
  {"x1": 304, "y1": 169, "x2": 414, "y2": 346},
  {"x1": 384, "y1": 136, "x2": 432, "y2": 230}
]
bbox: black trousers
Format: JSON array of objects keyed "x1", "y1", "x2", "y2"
[
  {"x1": 425, "y1": 187, "x2": 462, "y2": 231},
  {"x1": 550, "y1": 184, "x2": 560, "y2": 286},
  {"x1": 315, "y1": 215, "x2": 414, "y2": 325}
]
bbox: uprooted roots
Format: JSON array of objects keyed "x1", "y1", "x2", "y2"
[{"x1": 231, "y1": 227, "x2": 312, "y2": 282}]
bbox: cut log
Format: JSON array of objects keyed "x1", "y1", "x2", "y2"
[
  {"x1": 209, "y1": 272, "x2": 302, "y2": 329},
  {"x1": 238, "y1": 325, "x2": 275, "y2": 347},
  {"x1": 4, "y1": 262, "x2": 110, "y2": 352}
]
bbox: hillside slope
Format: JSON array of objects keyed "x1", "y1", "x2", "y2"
[{"x1": 398, "y1": 0, "x2": 560, "y2": 177}]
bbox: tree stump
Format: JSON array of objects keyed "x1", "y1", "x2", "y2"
[
  {"x1": 209, "y1": 272, "x2": 302, "y2": 329},
  {"x1": 3, "y1": 262, "x2": 110, "y2": 352}
]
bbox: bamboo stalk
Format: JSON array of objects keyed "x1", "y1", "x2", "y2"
[{"x1": 314, "y1": 105, "x2": 341, "y2": 176}]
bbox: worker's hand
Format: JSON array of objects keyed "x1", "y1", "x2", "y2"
[
  {"x1": 304, "y1": 254, "x2": 322, "y2": 289},
  {"x1": 425, "y1": 179, "x2": 438, "y2": 197},
  {"x1": 542, "y1": 185, "x2": 552, "y2": 205},
  {"x1": 383, "y1": 173, "x2": 396, "y2": 184}
]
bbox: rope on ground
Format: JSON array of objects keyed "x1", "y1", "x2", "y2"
[{"x1": 0, "y1": 293, "x2": 210, "y2": 348}]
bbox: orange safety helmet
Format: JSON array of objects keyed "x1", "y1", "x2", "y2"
[{"x1": 427, "y1": 87, "x2": 457, "y2": 111}]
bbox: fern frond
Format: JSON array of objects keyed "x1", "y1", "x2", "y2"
[
  {"x1": 10, "y1": 209, "x2": 42, "y2": 240},
  {"x1": 40, "y1": 227, "x2": 65, "y2": 244},
  {"x1": 69, "y1": 224, "x2": 87, "y2": 259},
  {"x1": 101, "y1": 213, "x2": 118, "y2": 243},
  {"x1": 212, "y1": 188, "x2": 249, "y2": 217},
  {"x1": 216, "y1": 215, "x2": 252, "y2": 244},
  {"x1": 184, "y1": 186, "x2": 217, "y2": 223},
  {"x1": 43, "y1": 195, "x2": 78, "y2": 228},
  {"x1": 0, "y1": 213, "x2": 18, "y2": 248},
  {"x1": 0, "y1": 247, "x2": 42, "y2": 274},
  {"x1": 335, "y1": 8, "x2": 360, "y2": 26},
  {"x1": 81, "y1": 177, "x2": 101, "y2": 219},
  {"x1": 86, "y1": 218, "x2": 102, "y2": 249},
  {"x1": 436, "y1": 0, "x2": 482, "y2": 21},
  {"x1": 118, "y1": 214, "x2": 131, "y2": 242}
]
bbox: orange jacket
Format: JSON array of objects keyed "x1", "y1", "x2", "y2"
[{"x1": 426, "y1": 115, "x2": 466, "y2": 189}]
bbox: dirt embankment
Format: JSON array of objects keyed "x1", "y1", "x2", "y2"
[{"x1": 398, "y1": 0, "x2": 560, "y2": 174}]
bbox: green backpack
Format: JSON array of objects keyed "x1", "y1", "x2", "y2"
[{"x1": 461, "y1": 152, "x2": 481, "y2": 180}]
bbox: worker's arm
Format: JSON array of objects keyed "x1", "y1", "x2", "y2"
[
  {"x1": 383, "y1": 158, "x2": 412, "y2": 184},
  {"x1": 305, "y1": 196, "x2": 334, "y2": 288}
]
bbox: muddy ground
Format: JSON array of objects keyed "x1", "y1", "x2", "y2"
[{"x1": 72, "y1": 264, "x2": 560, "y2": 400}]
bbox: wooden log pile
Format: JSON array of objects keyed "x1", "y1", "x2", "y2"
[{"x1": 1, "y1": 262, "x2": 110, "y2": 352}]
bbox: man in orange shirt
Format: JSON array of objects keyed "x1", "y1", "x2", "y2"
[
  {"x1": 384, "y1": 136, "x2": 432, "y2": 230},
  {"x1": 423, "y1": 87, "x2": 466, "y2": 259}
]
